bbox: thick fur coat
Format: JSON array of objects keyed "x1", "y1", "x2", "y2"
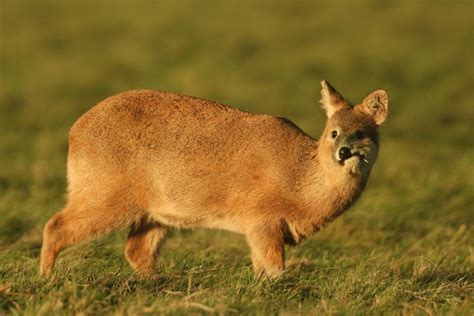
[{"x1": 40, "y1": 80, "x2": 388, "y2": 277}]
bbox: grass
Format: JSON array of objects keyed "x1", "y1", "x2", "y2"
[{"x1": 0, "y1": 0, "x2": 473, "y2": 314}]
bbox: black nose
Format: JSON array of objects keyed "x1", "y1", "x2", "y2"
[{"x1": 338, "y1": 147, "x2": 352, "y2": 161}]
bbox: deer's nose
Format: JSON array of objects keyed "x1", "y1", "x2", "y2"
[{"x1": 338, "y1": 147, "x2": 352, "y2": 161}]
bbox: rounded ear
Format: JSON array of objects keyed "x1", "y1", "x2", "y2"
[
  {"x1": 320, "y1": 80, "x2": 350, "y2": 118},
  {"x1": 359, "y1": 89, "x2": 388, "y2": 125}
]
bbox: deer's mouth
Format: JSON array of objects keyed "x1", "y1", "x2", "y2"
[
  {"x1": 352, "y1": 152, "x2": 368, "y2": 163},
  {"x1": 338, "y1": 152, "x2": 368, "y2": 165}
]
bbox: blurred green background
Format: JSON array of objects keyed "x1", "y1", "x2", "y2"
[{"x1": 0, "y1": 0, "x2": 473, "y2": 314}]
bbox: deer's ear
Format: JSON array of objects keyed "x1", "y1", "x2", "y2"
[
  {"x1": 320, "y1": 80, "x2": 349, "y2": 118},
  {"x1": 359, "y1": 89, "x2": 388, "y2": 126}
]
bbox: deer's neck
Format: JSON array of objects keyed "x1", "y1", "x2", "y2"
[{"x1": 286, "y1": 146, "x2": 369, "y2": 244}]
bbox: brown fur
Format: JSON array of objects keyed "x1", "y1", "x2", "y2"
[{"x1": 39, "y1": 80, "x2": 388, "y2": 278}]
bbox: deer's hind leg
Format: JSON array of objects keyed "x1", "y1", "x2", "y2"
[
  {"x1": 124, "y1": 218, "x2": 168, "y2": 274},
  {"x1": 39, "y1": 198, "x2": 138, "y2": 276},
  {"x1": 246, "y1": 222, "x2": 285, "y2": 278}
]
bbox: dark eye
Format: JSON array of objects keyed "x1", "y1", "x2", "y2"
[
  {"x1": 355, "y1": 130, "x2": 365, "y2": 139},
  {"x1": 331, "y1": 130, "x2": 338, "y2": 138}
]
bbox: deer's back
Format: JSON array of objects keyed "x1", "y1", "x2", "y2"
[{"x1": 67, "y1": 90, "x2": 316, "y2": 223}]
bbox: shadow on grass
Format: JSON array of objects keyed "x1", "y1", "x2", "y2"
[
  {"x1": 0, "y1": 217, "x2": 35, "y2": 247},
  {"x1": 414, "y1": 269, "x2": 473, "y2": 286}
]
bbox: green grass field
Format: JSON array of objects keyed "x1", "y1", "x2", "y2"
[{"x1": 0, "y1": 1, "x2": 473, "y2": 314}]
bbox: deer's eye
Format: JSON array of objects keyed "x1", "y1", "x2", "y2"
[
  {"x1": 331, "y1": 130, "x2": 338, "y2": 138},
  {"x1": 355, "y1": 130, "x2": 365, "y2": 139}
]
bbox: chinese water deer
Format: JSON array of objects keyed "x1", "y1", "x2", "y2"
[{"x1": 40, "y1": 80, "x2": 388, "y2": 278}]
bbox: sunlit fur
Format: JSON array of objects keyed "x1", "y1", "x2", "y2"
[{"x1": 40, "y1": 81, "x2": 388, "y2": 278}]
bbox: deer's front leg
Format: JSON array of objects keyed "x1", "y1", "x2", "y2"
[{"x1": 246, "y1": 223, "x2": 285, "y2": 278}]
